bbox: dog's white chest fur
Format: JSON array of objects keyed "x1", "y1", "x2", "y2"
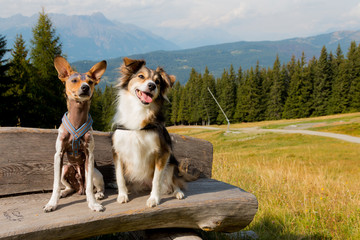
[{"x1": 113, "y1": 129, "x2": 159, "y2": 183}]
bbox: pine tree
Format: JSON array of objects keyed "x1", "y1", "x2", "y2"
[
  {"x1": 90, "y1": 88, "x2": 104, "y2": 130},
  {"x1": 328, "y1": 44, "x2": 347, "y2": 114},
  {"x1": 200, "y1": 67, "x2": 217, "y2": 125},
  {"x1": 266, "y1": 55, "x2": 287, "y2": 120},
  {"x1": 234, "y1": 69, "x2": 250, "y2": 122},
  {"x1": 283, "y1": 53, "x2": 313, "y2": 118},
  {"x1": 248, "y1": 62, "x2": 263, "y2": 121},
  {"x1": 170, "y1": 81, "x2": 181, "y2": 125},
  {"x1": 216, "y1": 66, "x2": 236, "y2": 124},
  {"x1": 90, "y1": 86, "x2": 116, "y2": 131},
  {"x1": 300, "y1": 56, "x2": 316, "y2": 116},
  {"x1": 234, "y1": 65, "x2": 262, "y2": 122},
  {"x1": 163, "y1": 91, "x2": 172, "y2": 126},
  {"x1": 177, "y1": 86, "x2": 187, "y2": 124},
  {"x1": 101, "y1": 85, "x2": 116, "y2": 131},
  {"x1": 185, "y1": 68, "x2": 202, "y2": 124},
  {"x1": 0, "y1": 34, "x2": 12, "y2": 126},
  {"x1": 29, "y1": 9, "x2": 65, "y2": 128},
  {"x1": 312, "y1": 46, "x2": 333, "y2": 116},
  {"x1": 6, "y1": 34, "x2": 33, "y2": 126},
  {"x1": 348, "y1": 43, "x2": 360, "y2": 111},
  {"x1": 260, "y1": 66, "x2": 271, "y2": 120},
  {"x1": 233, "y1": 66, "x2": 243, "y2": 122}
]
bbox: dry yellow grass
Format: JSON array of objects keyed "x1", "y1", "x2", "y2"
[{"x1": 168, "y1": 118, "x2": 360, "y2": 240}]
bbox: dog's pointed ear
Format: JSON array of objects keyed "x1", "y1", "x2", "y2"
[
  {"x1": 54, "y1": 56, "x2": 73, "y2": 82},
  {"x1": 88, "y1": 60, "x2": 107, "y2": 85},
  {"x1": 122, "y1": 57, "x2": 146, "y2": 74}
]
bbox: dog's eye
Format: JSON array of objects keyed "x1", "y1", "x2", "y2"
[
  {"x1": 138, "y1": 74, "x2": 145, "y2": 79},
  {"x1": 88, "y1": 80, "x2": 93, "y2": 85},
  {"x1": 155, "y1": 79, "x2": 160, "y2": 84},
  {"x1": 71, "y1": 79, "x2": 77, "y2": 83}
]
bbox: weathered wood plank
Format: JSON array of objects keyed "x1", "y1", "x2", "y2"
[
  {"x1": 0, "y1": 127, "x2": 213, "y2": 196},
  {"x1": 0, "y1": 179, "x2": 258, "y2": 240}
]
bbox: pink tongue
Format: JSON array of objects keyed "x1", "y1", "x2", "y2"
[{"x1": 140, "y1": 92, "x2": 153, "y2": 103}]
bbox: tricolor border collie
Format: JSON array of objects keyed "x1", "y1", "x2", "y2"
[{"x1": 112, "y1": 57, "x2": 185, "y2": 207}]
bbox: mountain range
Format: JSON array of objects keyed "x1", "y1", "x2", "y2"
[
  {"x1": 73, "y1": 30, "x2": 360, "y2": 87},
  {"x1": 0, "y1": 12, "x2": 178, "y2": 62},
  {"x1": 2, "y1": 13, "x2": 360, "y2": 86}
]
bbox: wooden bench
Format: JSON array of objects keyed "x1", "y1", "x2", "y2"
[{"x1": 0, "y1": 127, "x2": 258, "y2": 239}]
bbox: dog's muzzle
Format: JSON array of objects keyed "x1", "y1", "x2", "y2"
[{"x1": 79, "y1": 83, "x2": 91, "y2": 96}]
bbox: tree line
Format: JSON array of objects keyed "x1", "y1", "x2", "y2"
[
  {"x1": 165, "y1": 43, "x2": 360, "y2": 126},
  {"x1": 0, "y1": 9, "x2": 65, "y2": 128},
  {"x1": 1, "y1": 9, "x2": 359, "y2": 131}
]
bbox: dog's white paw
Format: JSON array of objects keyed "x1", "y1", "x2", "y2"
[
  {"x1": 89, "y1": 202, "x2": 104, "y2": 212},
  {"x1": 117, "y1": 193, "x2": 129, "y2": 204},
  {"x1": 174, "y1": 190, "x2": 185, "y2": 200},
  {"x1": 95, "y1": 192, "x2": 105, "y2": 200},
  {"x1": 43, "y1": 204, "x2": 57, "y2": 213},
  {"x1": 146, "y1": 195, "x2": 160, "y2": 208}
]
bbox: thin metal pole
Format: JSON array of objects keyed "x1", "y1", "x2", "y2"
[{"x1": 207, "y1": 87, "x2": 230, "y2": 132}]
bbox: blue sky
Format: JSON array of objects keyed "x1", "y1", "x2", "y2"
[{"x1": 1, "y1": 0, "x2": 360, "y2": 47}]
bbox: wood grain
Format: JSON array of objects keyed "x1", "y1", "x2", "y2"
[
  {"x1": 0, "y1": 127, "x2": 213, "y2": 196},
  {"x1": 0, "y1": 179, "x2": 258, "y2": 240}
]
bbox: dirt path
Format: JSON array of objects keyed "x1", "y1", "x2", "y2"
[
  {"x1": 170, "y1": 126, "x2": 360, "y2": 144},
  {"x1": 240, "y1": 127, "x2": 360, "y2": 144}
]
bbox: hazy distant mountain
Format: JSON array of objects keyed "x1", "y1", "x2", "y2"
[
  {"x1": 2, "y1": 12, "x2": 360, "y2": 86},
  {"x1": 72, "y1": 30, "x2": 360, "y2": 88},
  {"x1": 0, "y1": 12, "x2": 179, "y2": 62}
]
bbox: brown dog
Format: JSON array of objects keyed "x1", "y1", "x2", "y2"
[
  {"x1": 44, "y1": 56, "x2": 106, "y2": 212},
  {"x1": 112, "y1": 57, "x2": 185, "y2": 208}
]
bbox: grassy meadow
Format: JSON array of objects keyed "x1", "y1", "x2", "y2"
[{"x1": 167, "y1": 113, "x2": 360, "y2": 240}]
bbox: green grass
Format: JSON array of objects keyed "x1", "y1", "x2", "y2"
[{"x1": 168, "y1": 115, "x2": 360, "y2": 240}]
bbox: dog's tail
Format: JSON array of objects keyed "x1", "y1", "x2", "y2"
[{"x1": 170, "y1": 154, "x2": 199, "y2": 190}]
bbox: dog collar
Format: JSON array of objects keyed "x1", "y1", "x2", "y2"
[
  {"x1": 62, "y1": 112, "x2": 93, "y2": 156},
  {"x1": 115, "y1": 123, "x2": 157, "y2": 131}
]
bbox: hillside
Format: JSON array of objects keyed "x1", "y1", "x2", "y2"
[
  {"x1": 0, "y1": 12, "x2": 178, "y2": 62},
  {"x1": 72, "y1": 30, "x2": 360, "y2": 87}
]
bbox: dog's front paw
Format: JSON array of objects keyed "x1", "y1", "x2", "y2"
[
  {"x1": 146, "y1": 195, "x2": 160, "y2": 208},
  {"x1": 95, "y1": 192, "x2": 105, "y2": 200},
  {"x1": 89, "y1": 202, "x2": 104, "y2": 212},
  {"x1": 117, "y1": 193, "x2": 129, "y2": 204},
  {"x1": 43, "y1": 204, "x2": 57, "y2": 213}
]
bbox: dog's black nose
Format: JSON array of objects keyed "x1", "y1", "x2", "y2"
[
  {"x1": 148, "y1": 82, "x2": 156, "y2": 91},
  {"x1": 81, "y1": 84, "x2": 90, "y2": 92},
  {"x1": 80, "y1": 84, "x2": 90, "y2": 93}
]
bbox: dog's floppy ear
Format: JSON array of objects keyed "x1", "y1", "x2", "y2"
[
  {"x1": 156, "y1": 67, "x2": 176, "y2": 103},
  {"x1": 122, "y1": 57, "x2": 146, "y2": 74},
  {"x1": 88, "y1": 60, "x2": 107, "y2": 85},
  {"x1": 54, "y1": 56, "x2": 73, "y2": 83},
  {"x1": 169, "y1": 75, "x2": 176, "y2": 87},
  {"x1": 157, "y1": 67, "x2": 176, "y2": 88},
  {"x1": 119, "y1": 57, "x2": 146, "y2": 88}
]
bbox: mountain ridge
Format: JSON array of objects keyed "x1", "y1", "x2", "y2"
[
  {"x1": 0, "y1": 12, "x2": 179, "y2": 62},
  {"x1": 72, "y1": 30, "x2": 360, "y2": 88},
  {"x1": 2, "y1": 13, "x2": 360, "y2": 86}
]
